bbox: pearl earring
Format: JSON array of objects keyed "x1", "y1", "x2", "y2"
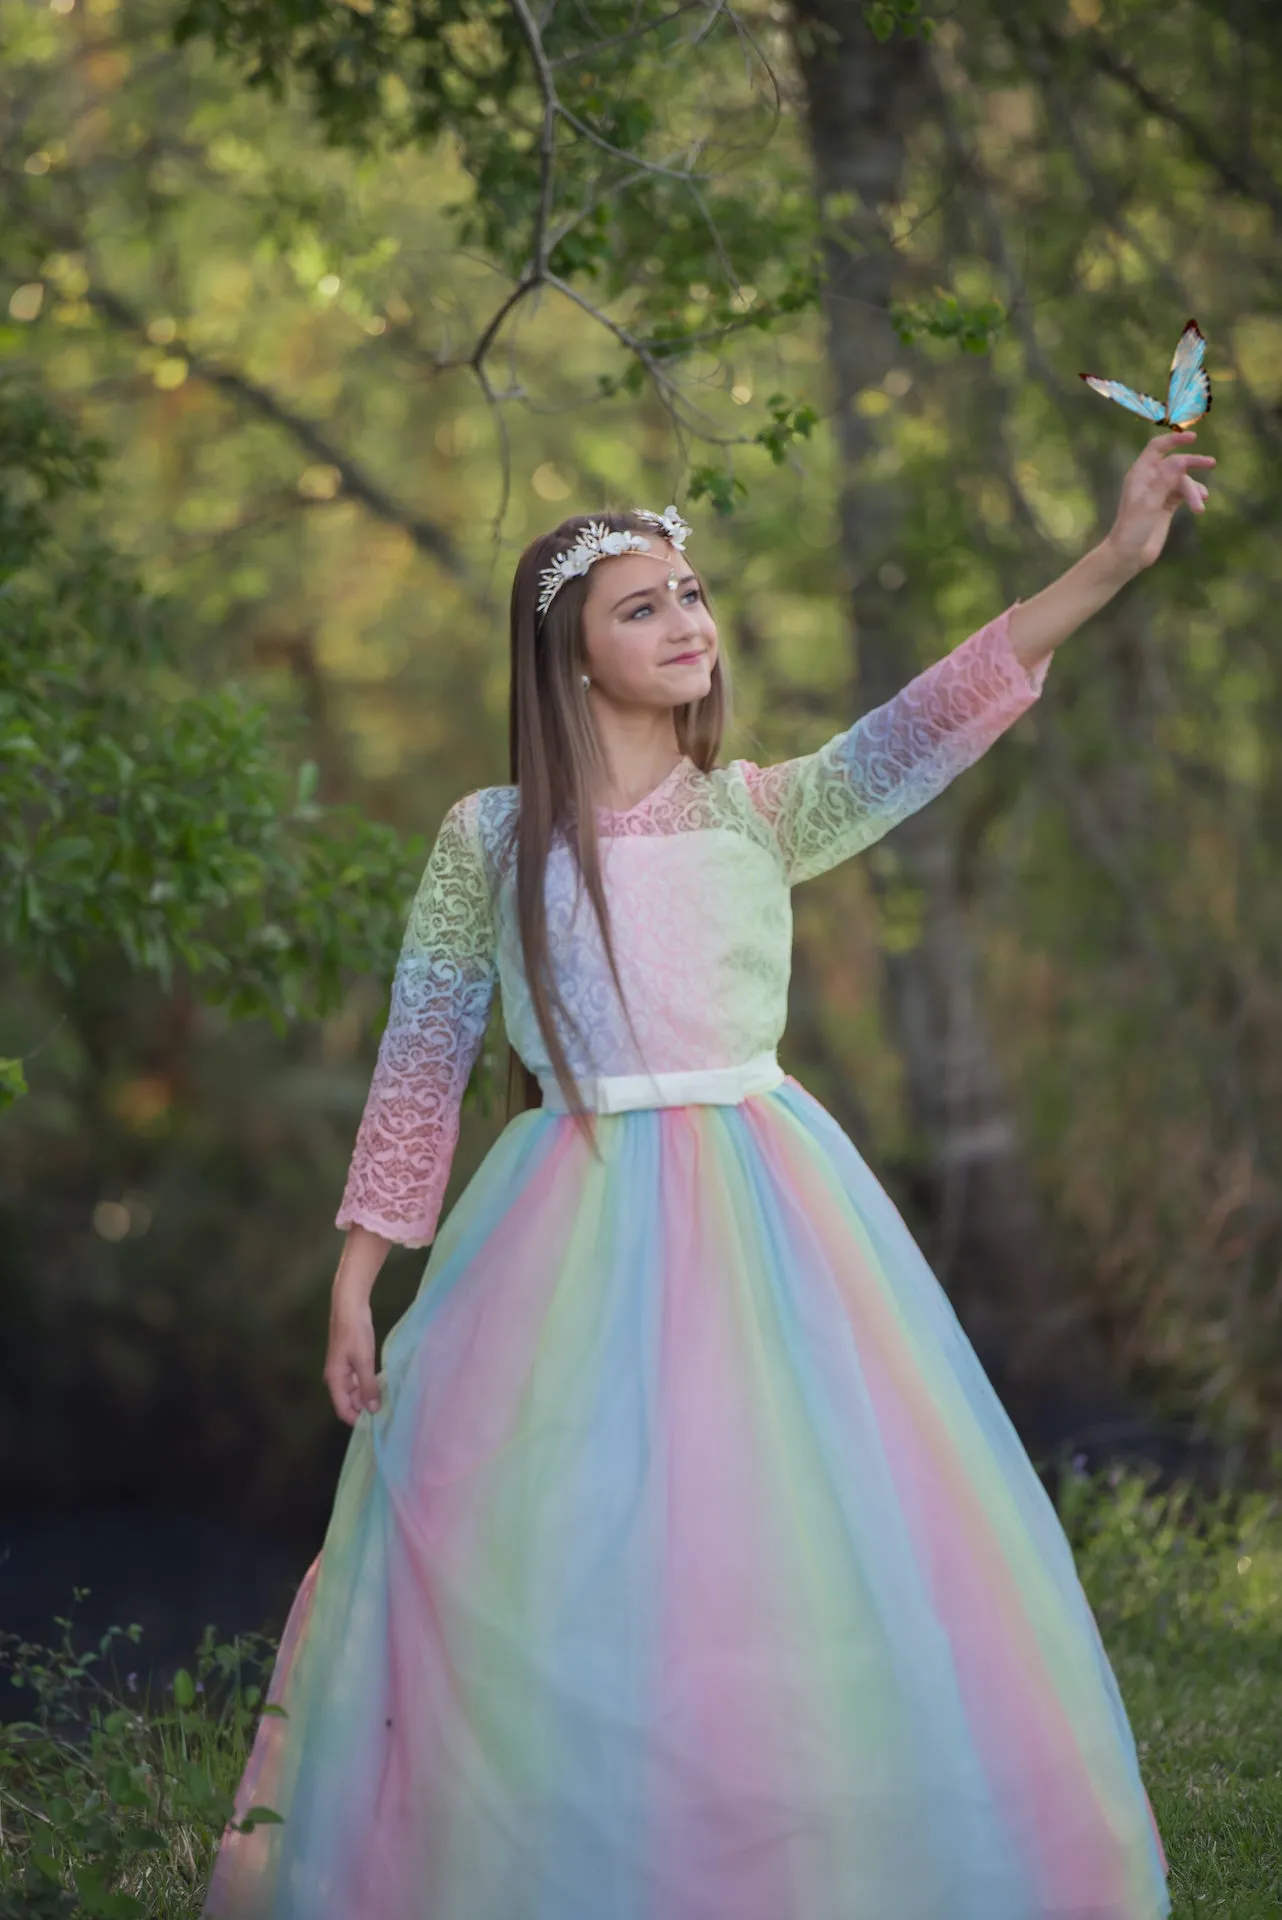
[{"x1": 581, "y1": 672, "x2": 591, "y2": 690}]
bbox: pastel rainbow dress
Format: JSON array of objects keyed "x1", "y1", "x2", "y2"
[{"x1": 203, "y1": 606, "x2": 1169, "y2": 1920}]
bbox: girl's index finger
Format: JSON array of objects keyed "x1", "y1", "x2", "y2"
[{"x1": 1147, "y1": 429, "x2": 1199, "y2": 453}]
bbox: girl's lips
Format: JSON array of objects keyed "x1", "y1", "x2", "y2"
[{"x1": 666, "y1": 651, "x2": 705, "y2": 664}]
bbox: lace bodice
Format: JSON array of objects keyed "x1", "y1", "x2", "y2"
[{"x1": 336, "y1": 606, "x2": 1049, "y2": 1245}]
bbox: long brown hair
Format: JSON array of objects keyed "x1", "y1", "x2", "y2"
[{"x1": 501, "y1": 510, "x2": 731, "y2": 1151}]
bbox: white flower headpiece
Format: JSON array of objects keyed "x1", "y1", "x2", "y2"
[{"x1": 535, "y1": 506, "x2": 692, "y2": 622}]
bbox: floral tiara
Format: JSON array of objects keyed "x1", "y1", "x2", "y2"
[{"x1": 535, "y1": 505, "x2": 692, "y2": 621}]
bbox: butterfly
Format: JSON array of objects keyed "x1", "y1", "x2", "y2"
[{"x1": 1080, "y1": 320, "x2": 1212, "y2": 429}]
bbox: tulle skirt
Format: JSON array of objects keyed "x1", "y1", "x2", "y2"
[{"x1": 203, "y1": 1077, "x2": 1169, "y2": 1920}]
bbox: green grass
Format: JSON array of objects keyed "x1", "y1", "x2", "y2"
[
  {"x1": 1, "y1": 1472, "x2": 1279, "y2": 1916},
  {"x1": 1060, "y1": 1470, "x2": 1282, "y2": 1916},
  {"x1": 0, "y1": 1615, "x2": 281, "y2": 1918}
]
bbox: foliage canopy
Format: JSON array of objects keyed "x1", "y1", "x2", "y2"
[{"x1": 0, "y1": 379, "x2": 418, "y2": 1104}]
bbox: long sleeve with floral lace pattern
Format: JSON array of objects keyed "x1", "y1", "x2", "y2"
[
  {"x1": 738, "y1": 605, "x2": 1049, "y2": 886},
  {"x1": 335, "y1": 794, "x2": 497, "y2": 1248}
]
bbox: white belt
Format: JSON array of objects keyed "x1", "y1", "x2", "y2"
[{"x1": 538, "y1": 1049, "x2": 785, "y2": 1115}]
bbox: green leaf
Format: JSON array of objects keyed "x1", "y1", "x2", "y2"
[
  {"x1": 42, "y1": 836, "x2": 94, "y2": 864},
  {"x1": 688, "y1": 465, "x2": 748, "y2": 518},
  {"x1": 889, "y1": 292, "x2": 1005, "y2": 353},
  {"x1": 863, "y1": 0, "x2": 933, "y2": 38},
  {"x1": 0, "y1": 1057, "x2": 27, "y2": 1108},
  {"x1": 105, "y1": 1763, "x2": 147, "y2": 1808},
  {"x1": 72, "y1": 1863, "x2": 144, "y2": 1918},
  {"x1": 182, "y1": 1758, "x2": 220, "y2": 1804},
  {"x1": 31, "y1": 1843, "x2": 63, "y2": 1883},
  {"x1": 236, "y1": 1803, "x2": 285, "y2": 1832},
  {"x1": 171, "y1": 1666, "x2": 195, "y2": 1707}
]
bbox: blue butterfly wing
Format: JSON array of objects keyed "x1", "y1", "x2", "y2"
[
  {"x1": 1165, "y1": 319, "x2": 1211, "y2": 428},
  {"x1": 1081, "y1": 375, "x2": 1168, "y2": 424}
]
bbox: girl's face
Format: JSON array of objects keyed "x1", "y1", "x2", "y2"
[{"x1": 578, "y1": 539, "x2": 718, "y2": 713}]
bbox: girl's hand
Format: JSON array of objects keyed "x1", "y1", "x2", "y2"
[
  {"x1": 325, "y1": 1281, "x2": 381, "y2": 1426},
  {"x1": 1104, "y1": 430, "x2": 1216, "y2": 576}
]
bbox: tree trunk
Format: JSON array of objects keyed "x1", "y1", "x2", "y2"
[{"x1": 787, "y1": 3, "x2": 1128, "y2": 1452}]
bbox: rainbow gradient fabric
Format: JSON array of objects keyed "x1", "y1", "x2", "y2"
[{"x1": 204, "y1": 609, "x2": 1169, "y2": 1919}]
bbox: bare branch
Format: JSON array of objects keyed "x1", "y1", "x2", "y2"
[
  {"x1": 79, "y1": 279, "x2": 467, "y2": 576},
  {"x1": 547, "y1": 0, "x2": 707, "y2": 67},
  {"x1": 1026, "y1": 39, "x2": 1282, "y2": 458},
  {"x1": 690, "y1": 0, "x2": 731, "y2": 48},
  {"x1": 545, "y1": 270, "x2": 729, "y2": 439},
  {"x1": 10, "y1": 0, "x2": 799, "y2": 562},
  {"x1": 473, "y1": 354, "x2": 517, "y2": 557},
  {"x1": 1055, "y1": 24, "x2": 1282, "y2": 231},
  {"x1": 507, "y1": 0, "x2": 559, "y2": 277},
  {"x1": 467, "y1": 275, "x2": 543, "y2": 369}
]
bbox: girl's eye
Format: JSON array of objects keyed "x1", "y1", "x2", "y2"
[{"x1": 625, "y1": 586, "x2": 700, "y2": 620}]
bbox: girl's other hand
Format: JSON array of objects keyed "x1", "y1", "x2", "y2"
[
  {"x1": 325, "y1": 1282, "x2": 381, "y2": 1426},
  {"x1": 1104, "y1": 430, "x2": 1216, "y2": 577}
]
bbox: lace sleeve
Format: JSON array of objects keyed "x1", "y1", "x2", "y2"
[
  {"x1": 738, "y1": 605, "x2": 1049, "y2": 887},
  {"x1": 335, "y1": 791, "x2": 498, "y2": 1248}
]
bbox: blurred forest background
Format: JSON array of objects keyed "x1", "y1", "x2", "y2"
[{"x1": 4, "y1": 0, "x2": 1282, "y2": 1663}]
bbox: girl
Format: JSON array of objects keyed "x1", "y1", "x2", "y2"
[{"x1": 205, "y1": 431, "x2": 1212, "y2": 1920}]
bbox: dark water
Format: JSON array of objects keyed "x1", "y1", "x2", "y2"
[{"x1": 0, "y1": 1501, "x2": 313, "y2": 1718}]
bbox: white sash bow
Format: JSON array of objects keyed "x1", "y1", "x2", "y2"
[{"x1": 539, "y1": 1049, "x2": 784, "y2": 1115}]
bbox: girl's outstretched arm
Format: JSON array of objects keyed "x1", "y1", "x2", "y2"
[
  {"x1": 1009, "y1": 429, "x2": 1215, "y2": 675},
  {"x1": 738, "y1": 431, "x2": 1215, "y2": 888}
]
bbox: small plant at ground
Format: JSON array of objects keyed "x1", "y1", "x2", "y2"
[{"x1": 0, "y1": 1591, "x2": 282, "y2": 1918}]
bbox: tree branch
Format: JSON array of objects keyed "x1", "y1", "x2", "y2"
[
  {"x1": 546, "y1": 2, "x2": 707, "y2": 69},
  {"x1": 507, "y1": 0, "x2": 559, "y2": 277},
  {"x1": 1056, "y1": 24, "x2": 1282, "y2": 231},
  {"x1": 76, "y1": 280, "x2": 466, "y2": 577},
  {"x1": 1025, "y1": 34, "x2": 1282, "y2": 459}
]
